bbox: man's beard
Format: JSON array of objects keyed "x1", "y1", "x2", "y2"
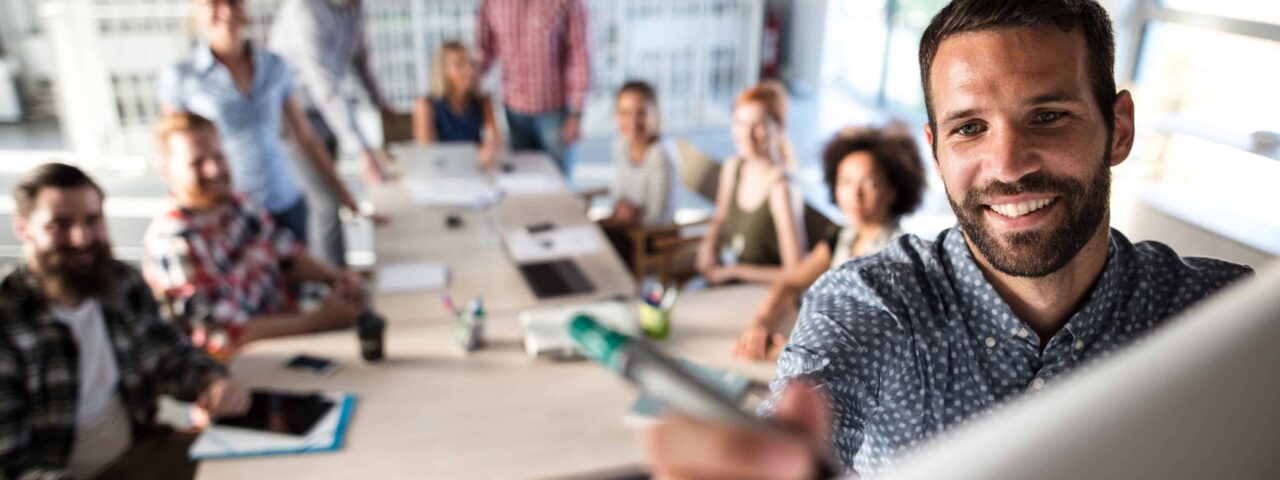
[
  {"x1": 948, "y1": 147, "x2": 1112, "y2": 278},
  {"x1": 184, "y1": 178, "x2": 231, "y2": 209},
  {"x1": 36, "y1": 241, "x2": 116, "y2": 300}
]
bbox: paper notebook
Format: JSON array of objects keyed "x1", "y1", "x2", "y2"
[
  {"x1": 520, "y1": 301, "x2": 638, "y2": 359},
  {"x1": 189, "y1": 392, "x2": 356, "y2": 460},
  {"x1": 405, "y1": 178, "x2": 503, "y2": 209},
  {"x1": 377, "y1": 261, "x2": 449, "y2": 294}
]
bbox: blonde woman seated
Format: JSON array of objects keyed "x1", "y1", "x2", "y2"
[
  {"x1": 413, "y1": 41, "x2": 502, "y2": 169},
  {"x1": 734, "y1": 127, "x2": 926, "y2": 360},
  {"x1": 599, "y1": 80, "x2": 677, "y2": 269},
  {"x1": 696, "y1": 82, "x2": 803, "y2": 285}
]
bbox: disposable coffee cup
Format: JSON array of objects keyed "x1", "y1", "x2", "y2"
[{"x1": 357, "y1": 311, "x2": 386, "y2": 362}]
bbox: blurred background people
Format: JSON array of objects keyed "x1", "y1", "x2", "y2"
[
  {"x1": 159, "y1": 0, "x2": 362, "y2": 250},
  {"x1": 598, "y1": 80, "x2": 677, "y2": 269},
  {"x1": 269, "y1": 0, "x2": 395, "y2": 268},
  {"x1": 413, "y1": 41, "x2": 502, "y2": 169},
  {"x1": 1, "y1": 163, "x2": 248, "y2": 480},
  {"x1": 143, "y1": 112, "x2": 361, "y2": 358},
  {"x1": 734, "y1": 126, "x2": 926, "y2": 361},
  {"x1": 476, "y1": 0, "x2": 591, "y2": 178},
  {"x1": 696, "y1": 82, "x2": 803, "y2": 285}
]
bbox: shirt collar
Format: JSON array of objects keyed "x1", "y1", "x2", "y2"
[
  {"x1": 944, "y1": 226, "x2": 1126, "y2": 347},
  {"x1": 941, "y1": 228, "x2": 1025, "y2": 343},
  {"x1": 1, "y1": 263, "x2": 118, "y2": 329},
  {"x1": 193, "y1": 42, "x2": 218, "y2": 74},
  {"x1": 1058, "y1": 229, "x2": 1127, "y2": 351},
  {"x1": 193, "y1": 41, "x2": 258, "y2": 75}
]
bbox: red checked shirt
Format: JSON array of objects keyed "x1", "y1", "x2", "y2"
[
  {"x1": 476, "y1": 0, "x2": 591, "y2": 115},
  {"x1": 142, "y1": 196, "x2": 304, "y2": 355}
]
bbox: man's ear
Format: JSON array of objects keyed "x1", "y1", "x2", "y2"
[
  {"x1": 923, "y1": 122, "x2": 940, "y2": 167},
  {"x1": 1109, "y1": 90, "x2": 1136, "y2": 168},
  {"x1": 12, "y1": 215, "x2": 28, "y2": 244}
]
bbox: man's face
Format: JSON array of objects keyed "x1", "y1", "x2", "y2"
[
  {"x1": 925, "y1": 26, "x2": 1133, "y2": 277},
  {"x1": 13, "y1": 186, "x2": 115, "y2": 299},
  {"x1": 163, "y1": 129, "x2": 233, "y2": 210}
]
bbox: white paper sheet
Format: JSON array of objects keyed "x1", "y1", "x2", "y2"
[
  {"x1": 504, "y1": 225, "x2": 603, "y2": 263},
  {"x1": 377, "y1": 261, "x2": 449, "y2": 294},
  {"x1": 496, "y1": 173, "x2": 562, "y2": 194},
  {"x1": 405, "y1": 178, "x2": 503, "y2": 209}
]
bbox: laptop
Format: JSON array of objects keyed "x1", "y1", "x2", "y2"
[{"x1": 517, "y1": 259, "x2": 595, "y2": 299}]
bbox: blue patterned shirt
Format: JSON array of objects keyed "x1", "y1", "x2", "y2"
[
  {"x1": 767, "y1": 227, "x2": 1252, "y2": 476},
  {"x1": 159, "y1": 43, "x2": 303, "y2": 214}
]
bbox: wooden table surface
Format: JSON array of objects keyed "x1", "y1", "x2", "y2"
[{"x1": 197, "y1": 146, "x2": 775, "y2": 479}]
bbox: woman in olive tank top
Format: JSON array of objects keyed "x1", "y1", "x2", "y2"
[{"x1": 696, "y1": 82, "x2": 803, "y2": 285}]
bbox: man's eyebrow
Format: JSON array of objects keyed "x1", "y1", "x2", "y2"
[
  {"x1": 940, "y1": 107, "x2": 982, "y2": 126},
  {"x1": 1026, "y1": 91, "x2": 1084, "y2": 106}
]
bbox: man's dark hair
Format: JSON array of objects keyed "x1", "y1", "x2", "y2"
[
  {"x1": 822, "y1": 127, "x2": 926, "y2": 218},
  {"x1": 14, "y1": 163, "x2": 105, "y2": 217},
  {"x1": 616, "y1": 80, "x2": 658, "y2": 106},
  {"x1": 919, "y1": 0, "x2": 1117, "y2": 134}
]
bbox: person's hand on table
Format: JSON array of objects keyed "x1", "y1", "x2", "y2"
[
  {"x1": 704, "y1": 264, "x2": 736, "y2": 286},
  {"x1": 733, "y1": 325, "x2": 788, "y2": 361},
  {"x1": 331, "y1": 270, "x2": 363, "y2": 297},
  {"x1": 366, "y1": 211, "x2": 391, "y2": 226},
  {"x1": 361, "y1": 150, "x2": 391, "y2": 186},
  {"x1": 561, "y1": 113, "x2": 582, "y2": 145},
  {"x1": 613, "y1": 200, "x2": 639, "y2": 225},
  {"x1": 311, "y1": 288, "x2": 361, "y2": 331},
  {"x1": 695, "y1": 252, "x2": 718, "y2": 280},
  {"x1": 478, "y1": 143, "x2": 499, "y2": 171},
  {"x1": 197, "y1": 378, "x2": 250, "y2": 419},
  {"x1": 646, "y1": 381, "x2": 835, "y2": 480}
]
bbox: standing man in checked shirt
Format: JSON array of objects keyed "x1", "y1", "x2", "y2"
[
  {"x1": 642, "y1": 0, "x2": 1255, "y2": 478},
  {"x1": 270, "y1": 0, "x2": 395, "y2": 268},
  {"x1": 476, "y1": 0, "x2": 591, "y2": 178},
  {"x1": 0, "y1": 163, "x2": 249, "y2": 479}
]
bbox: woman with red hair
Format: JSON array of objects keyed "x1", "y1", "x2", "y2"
[{"x1": 695, "y1": 81, "x2": 803, "y2": 285}]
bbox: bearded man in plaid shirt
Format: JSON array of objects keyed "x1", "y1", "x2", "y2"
[
  {"x1": 0, "y1": 163, "x2": 250, "y2": 479},
  {"x1": 476, "y1": 0, "x2": 591, "y2": 178}
]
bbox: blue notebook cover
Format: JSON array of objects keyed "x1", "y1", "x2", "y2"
[{"x1": 189, "y1": 392, "x2": 357, "y2": 460}]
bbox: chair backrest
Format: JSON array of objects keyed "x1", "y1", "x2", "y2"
[
  {"x1": 381, "y1": 112, "x2": 416, "y2": 146},
  {"x1": 675, "y1": 138, "x2": 721, "y2": 202},
  {"x1": 802, "y1": 202, "x2": 840, "y2": 251}
]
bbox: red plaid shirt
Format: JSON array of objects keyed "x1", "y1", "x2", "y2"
[
  {"x1": 476, "y1": 0, "x2": 591, "y2": 114},
  {"x1": 142, "y1": 196, "x2": 304, "y2": 355}
]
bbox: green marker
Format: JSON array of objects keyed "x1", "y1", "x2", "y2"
[
  {"x1": 568, "y1": 315, "x2": 841, "y2": 477},
  {"x1": 569, "y1": 314, "x2": 754, "y2": 426}
]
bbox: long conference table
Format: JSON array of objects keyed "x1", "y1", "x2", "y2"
[{"x1": 198, "y1": 145, "x2": 777, "y2": 479}]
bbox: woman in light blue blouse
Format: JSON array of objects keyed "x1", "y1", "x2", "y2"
[{"x1": 159, "y1": 0, "x2": 362, "y2": 242}]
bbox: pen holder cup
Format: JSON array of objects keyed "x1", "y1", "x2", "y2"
[
  {"x1": 638, "y1": 303, "x2": 672, "y2": 340},
  {"x1": 454, "y1": 312, "x2": 486, "y2": 351}
]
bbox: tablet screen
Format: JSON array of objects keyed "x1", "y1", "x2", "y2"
[{"x1": 215, "y1": 391, "x2": 335, "y2": 437}]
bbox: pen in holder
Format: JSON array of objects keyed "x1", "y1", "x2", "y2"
[
  {"x1": 444, "y1": 295, "x2": 486, "y2": 352},
  {"x1": 638, "y1": 279, "x2": 679, "y2": 340}
]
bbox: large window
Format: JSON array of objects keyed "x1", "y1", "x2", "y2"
[
  {"x1": 830, "y1": 0, "x2": 947, "y2": 118},
  {"x1": 829, "y1": 0, "x2": 1280, "y2": 251},
  {"x1": 1125, "y1": 2, "x2": 1280, "y2": 247}
]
